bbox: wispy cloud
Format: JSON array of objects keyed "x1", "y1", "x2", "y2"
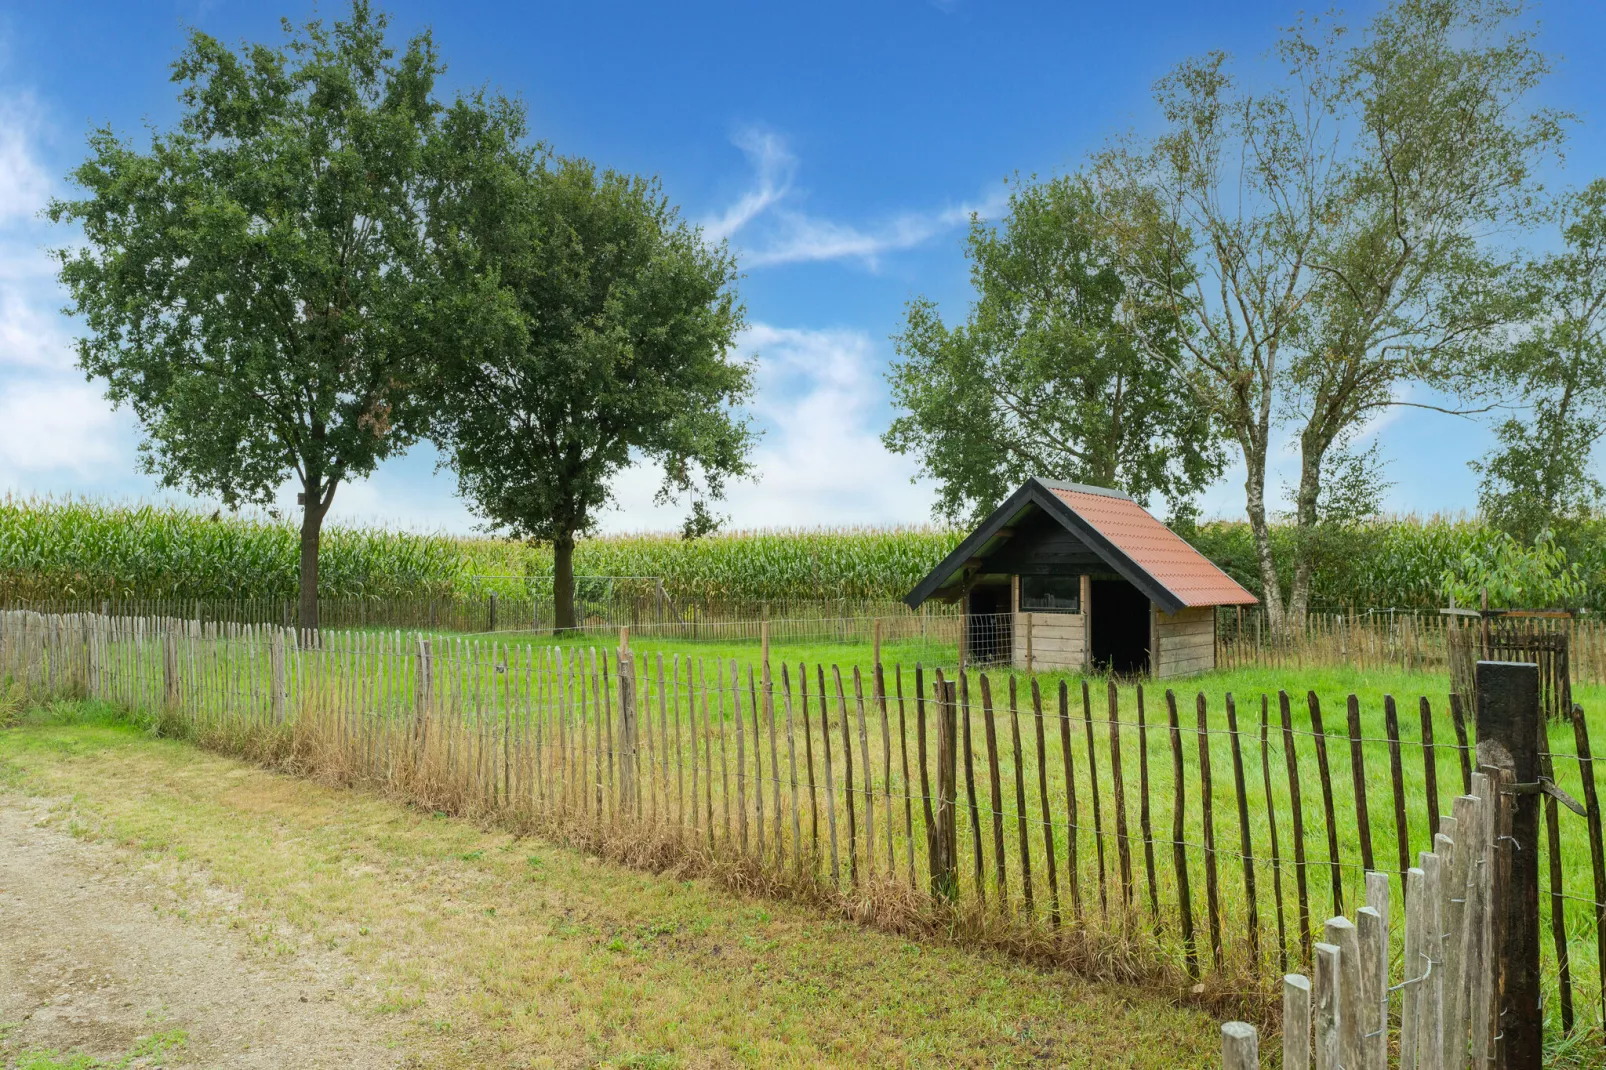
[
  {"x1": 0, "y1": 94, "x2": 50, "y2": 224},
  {"x1": 702, "y1": 127, "x2": 796, "y2": 244},
  {"x1": 706, "y1": 126, "x2": 1006, "y2": 270}
]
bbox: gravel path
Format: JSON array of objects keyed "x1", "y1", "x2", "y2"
[{"x1": 0, "y1": 799, "x2": 404, "y2": 1068}]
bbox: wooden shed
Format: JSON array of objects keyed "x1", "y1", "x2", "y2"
[{"x1": 903, "y1": 478, "x2": 1257, "y2": 679}]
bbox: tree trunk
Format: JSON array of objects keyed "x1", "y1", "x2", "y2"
[
  {"x1": 1287, "y1": 433, "x2": 1326, "y2": 630},
  {"x1": 298, "y1": 476, "x2": 336, "y2": 636},
  {"x1": 1241, "y1": 437, "x2": 1288, "y2": 639},
  {"x1": 554, "y1": 533, "x2": 577, "y2": 633}
]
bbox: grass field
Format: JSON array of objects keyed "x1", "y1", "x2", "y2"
[
  {"x1": 62, "y1": 607, "x2": 1606, "y2": 1008},
  {"x1": 0, "y1": 703, "x2": 1223, "y2": 1068},
  {"x1": 15, "y1": 609, "x2": 1606, "y2": 1064}
]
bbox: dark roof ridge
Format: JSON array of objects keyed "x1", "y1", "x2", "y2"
[{"x1": 1030, "y1": 478, "x2": 1134, "y2": 501}]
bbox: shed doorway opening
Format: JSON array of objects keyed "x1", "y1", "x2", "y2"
[
  {"x1": 1091, "y1": 578, "x2": 1150, "y2": 675},
  {"x1": 965, "y1": 582, "x2": 1013, "y2": 665}
]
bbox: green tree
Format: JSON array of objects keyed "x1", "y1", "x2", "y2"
[
  {"x1": 49, "y1": 2, "x2": 511, "y2": 630},
  {"x1": 883, "y1": 175, "x2": 1223, "y2": 524},
  {"x1": 433, "y1": 143, "x2": 754, "y2": 631},
  {"x1": 1441, "y1": 529, "x2": 1586, "y2": 609},
  {"x1": 1096, "y1": 0, "x2": 1563, "y2": 636},
  {"x1": 1472, "y1": 179, "x2": 1606, "y2": 541}
]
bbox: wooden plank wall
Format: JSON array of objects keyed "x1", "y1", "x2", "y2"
[
  {"x1": 1012, "y1": 577, "x2": 1085, "y2": 671},
  {"x1": 1155, "y1": 606, "x2": 1215, "y2": 679}
]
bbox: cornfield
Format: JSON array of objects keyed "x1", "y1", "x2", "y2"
[
  {"x1": 0, "y1": 498, "x2": 963, "y2": 605},
  {"x1": 10, "y1": 496, "x2": 1606, "y2": 614},
  {"x1": 0, "y1": 497, "x2": 465, "y2": 600},
  {"x1": 1189, "y1": 514, "x2": 1606, "y2": 612}
]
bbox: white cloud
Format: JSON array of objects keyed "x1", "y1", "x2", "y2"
[
  {"x1": 706, "y1": 126, "x2": 1006, "y2": 270},
  {"x1": 702, "y1": 127, "x2": 795, "y2": 244},
  {"x1": 0, "y1": 377, "x2": 119, "y2": 473},
  {"x1": 0, "y1": 93, "x2": 50, "y2": 224},
  {"x1": 593, "y1": 322, "x2": 937, "y2": 532},
  {"x1": 0, "y1": 88, "x2": 133, "y2": 493}
]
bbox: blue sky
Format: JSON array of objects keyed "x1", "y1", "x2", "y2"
[{"x1": 2, "y1": 0, "x2": 1604, "y2": 535}]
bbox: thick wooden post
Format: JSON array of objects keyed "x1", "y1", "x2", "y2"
[
  {"x1": 1314, "y1": 941, "x2": 1341, "y2": 1070},
  {"x1": 1326, "y1": 917, "x2": 1363, "y2": 1070},
  {"x1": 413, "y1": 637, "x2": 434, "y2": 750},
  {"x1": 1284, "y1": 973, "x2": 1312, "y2": 1070},
  {"x1": 617, "y1": 647, "x2": 638, "y2": 816},
  {"x1": 161, "y1": 626, "x2": 178, "y2": 708},
  {"x1": 1474, "y1": 660, "x2": 1541, "y2": 1070}
]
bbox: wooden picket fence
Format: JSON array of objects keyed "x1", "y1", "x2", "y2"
[
  {"x1": 0, "y1": 592, "x2": 963, "y2": 647},
  {"x1": 3, "y1": 608, "x2": 1604, "y2": 1056},
  {"x1": 1217, "y1": 605, "x2": 1606, "y2": 687},
  {"x1": 1221, "y1": 771, "x2": 1507, "y2": 1067}
]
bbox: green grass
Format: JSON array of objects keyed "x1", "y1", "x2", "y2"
[
  {"x1": 82, "y1": 620, "x2": 1606, "y2": 1005},
  {"x1": 3, "y1": 1029, "x2": 187, "y2": 1070},
  {"x1": 0, "y1": 708, "x2": 1223, "y2": 1068},
  {"x1": 37, "y1": 615, "x2": 1606, "y2": 1063}
]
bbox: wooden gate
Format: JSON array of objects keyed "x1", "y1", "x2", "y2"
[{"x1": 1447, "y1": 611, "x2": 1573, "y2": 720}]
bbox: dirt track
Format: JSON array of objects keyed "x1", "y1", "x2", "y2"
[{"x1": 0, "y1": 799, "x2": 403, "y2": 1068}]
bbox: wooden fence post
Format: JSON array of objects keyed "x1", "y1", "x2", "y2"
[
  {"x1": 413, "y1": 637, "x2": 433, "y2": 752},
  {"x1": 1474, "y1": 660, "x2": 1541, "y2": 1070},
  {"x1": 1326, "y1": 917, "x2": 1364, "y2": 1070},
  {"x1": 161, "y1": 625, "x2": 178, "y2": 708},
  {"x1": 86, "y1": 615, "x2": 99, "y2": 699},
  {"x1": 1314, "y1": 941, "x2": 1341, "y2": 1070},
  {"x1": 618, "y1": 646, "x2": 638, "y2": 816},
  {"x1": 1284, "y1": 973, "x2": 1312, "y2": 1070},
  {"x1": 270, "y1": 630, "x2": 286, "y2": 724},
  {"x1": 931, "y1": 677, "x2": 959, "y2": 900},
  {"x1": 1222, "y1": 1022, "x2": 1259, "y2": 1069}
]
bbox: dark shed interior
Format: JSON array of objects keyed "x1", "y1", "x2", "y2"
[{"x1": 1090, "y1": 577, "x2": 1150, "y2": 674}]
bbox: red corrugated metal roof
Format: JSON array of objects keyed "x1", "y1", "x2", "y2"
[{"x1": 1048, "y1": 486, "x2": 1258, "y2": 607}]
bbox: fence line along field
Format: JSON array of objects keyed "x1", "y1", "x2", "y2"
[{"x1": 7, "y1": 607, "x2": 1606, "y2": 1058}]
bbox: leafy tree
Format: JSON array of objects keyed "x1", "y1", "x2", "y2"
[
  {"x1": 49, "y1": 2, "x2": 511, "y2": 630},
  {"x1": 883, "y1": 175, "x2": 1223, "y2": 524},
  {"x1": 433, "y1": 140, "x2": 754, "y2": 631},
  {"x1": 1473, "y1": 179, "x2": 1606, "y2": 541},
  {"x1": 1441, "y1": 529, "x2": 1586, "y2": 609},
  {"x1": 1094, "y1": 0, "x2": 1562, "y2": 637}
]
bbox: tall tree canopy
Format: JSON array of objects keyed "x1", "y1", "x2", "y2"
[
  {"x1": 1473, "y1": 180, "x2": 1606, "y2": 542},
  {"x1": 884, "y1": 176, "x2": 1223, "y2": 524},
  {"x1": 434, "y1": 134, "x2": 754, "y2": 630},
  {"x1": 1096, "y1": 0, "x2": 1564, "y2": 635},
  {"x1": 49, "y1": 2, "x2": 511, "y2": 629}
]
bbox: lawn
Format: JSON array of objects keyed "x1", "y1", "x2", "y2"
[{"x1": 0, "y1": 702, "x2": 1225, "y2": 1069}]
